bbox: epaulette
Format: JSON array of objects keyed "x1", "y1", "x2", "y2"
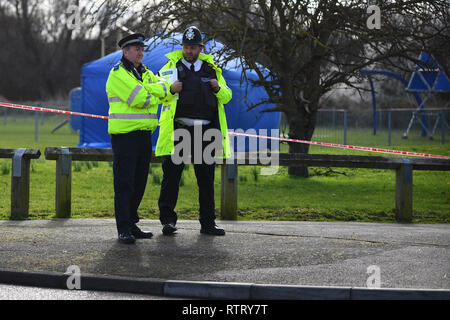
[{"x1": 113, "y1": 62, "x2": 121, "y2": 71}]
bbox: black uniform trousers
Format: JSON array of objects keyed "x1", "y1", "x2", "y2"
[
  {"x1": 111, "y1": 130, "x2": 152, "y2": 235},
  {"x1": 159, "y1": 122, "x2": 216, "y2": 228}
]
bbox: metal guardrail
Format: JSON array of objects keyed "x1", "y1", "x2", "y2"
[
  {"x1": 43, "y1": 147, "x2": 450, "y2": 222},
  {"x1": 0, "y1": 148, "x2": 41, "y2": 219},
  {"x1": 2, "y1": 146, "x2": 449, "y2": 221}
]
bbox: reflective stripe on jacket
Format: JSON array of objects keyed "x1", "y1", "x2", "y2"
[{"x1": 106, "y1": 62, "x2": 169, "y2": 134}]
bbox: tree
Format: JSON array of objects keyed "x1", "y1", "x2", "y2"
[
  {"x1": 0, "y1": 0, "x2": 129, "y2": 100},
  {"x1": 138, "y1": 0, "x2": 449, "y2": 176}
]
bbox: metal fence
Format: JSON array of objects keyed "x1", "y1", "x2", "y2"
[
  {"x1": 2, "y1": 105, "x2": 449, "y2": 147},
  {"x1": 313, "y1": 108, "x2": 449, "y2": 147},
  {"x1": 1, "y1": 107, "x2": 73, "y2": 142}
]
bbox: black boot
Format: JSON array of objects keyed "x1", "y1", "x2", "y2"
[
  {"x1": 200, "y1": 224, "x2": 225, "y2": 236},
  {"x1": 118, "y1": 232, "x2": 136, "y2": 244},
  {"x1": 162, "y1": 223, "x2": 177, "y2": 235},
  {"x1": 131, "y1": 226, "x2": 153, "y2": 239}
]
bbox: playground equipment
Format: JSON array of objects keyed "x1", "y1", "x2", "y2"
[
  {"x1": 361, "y1": 52, "x2": 450, "y2": 139},
  {"x1": 403, "y1": 52, "x2": 450, "y2": 139},
  {"x1": 360, "y1": 69, "x2": 425, "y2": 135}
]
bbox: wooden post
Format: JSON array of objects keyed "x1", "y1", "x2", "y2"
[
  {"x1": 55, "y1": 148, "x2": 71, "y2": 218},
  {"x1": 11, "y1": 149, "x2": 31, "y2": 219},
  {"x1": 395, "y1": 158, "x2": 413, "y2": 222},
  {"x1": 441, "y1": 111, "x2": 446, "y2": 145},
  {"x1": 343, "y1": 110, "x2": 348, "y2": 145},
  {"x1": 221, "y1": 162, "x2": 238, "y2": 220}
]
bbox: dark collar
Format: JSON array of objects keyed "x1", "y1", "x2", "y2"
[
  {"x1": 121, "y1": 56, "x2": 138, "y2": 71},
  {"x1": 121, "y1": 56, "x2": 145, "y2": 81}
]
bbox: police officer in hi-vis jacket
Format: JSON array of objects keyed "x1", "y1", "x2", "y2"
[
  {"x1": 106, "y1": 33, "x2": 170, "y2": 244},
  {"x1": 155, "y1": 26, "x2": 232, "y2": 236}
]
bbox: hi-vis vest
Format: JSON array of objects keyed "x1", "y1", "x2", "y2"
[
  {"x1": 155, "y1": 51, "x2": 233, "y2": 158},
  {"x1": 106, "y1": 62, "x2": 169, "y2": 135}
]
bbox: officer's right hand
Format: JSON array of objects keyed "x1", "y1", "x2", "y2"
[{"x1": 170, "y1": 80, "x2": 183, "y2": 94}]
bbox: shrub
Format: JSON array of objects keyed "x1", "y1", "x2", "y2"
[{"x1": 1, "y1": 163, "x2": 10, "y2": 175}]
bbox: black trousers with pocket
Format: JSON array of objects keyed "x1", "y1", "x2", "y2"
[
  {"x1": 111, "y1": 130, "x2": 152, "y2": 235},
  {"x1": 158, "y1": 122, "x2": 217, "y2": 228}
]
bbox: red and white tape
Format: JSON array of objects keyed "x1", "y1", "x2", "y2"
[
  {"x1": 0, "y1": 102, "x2": 108, "y2": 119},
  {"x1": 1, "y1": 101, "x2": 449, "y2": 159},
  {"x1": 231, "y1": 131, "x2": 450, "y2": 159}
]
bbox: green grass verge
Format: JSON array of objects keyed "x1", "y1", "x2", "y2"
[{"x1": 0, "y1": 117, "x2": 448, "y2": 223}]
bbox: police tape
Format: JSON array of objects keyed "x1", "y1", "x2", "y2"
[
  {"x1": 231, "y1": 131, "x2": 450, "y2": 159},
  {"x1": 1, "y1": 101, "x2": 449, "y2": 160},
  {"x1": 0, "y1": 102, "x2": 108, "y2": 119}
]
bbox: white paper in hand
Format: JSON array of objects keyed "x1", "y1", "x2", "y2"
[{"x1": 160, "y1": 68, "x2": 179, "y2": 100}]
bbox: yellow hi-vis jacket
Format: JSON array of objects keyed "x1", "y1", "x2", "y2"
[
  {"x1": 155, "y1": 50, "x2": 232, "y2": 158},
  {"x1": 106, "y1": 61, "x2": 169, "y2": 135}
]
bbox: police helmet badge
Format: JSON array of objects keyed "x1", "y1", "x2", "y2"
[{"x1": 185, "y1": 28, "x2": 195, "y2": 40}]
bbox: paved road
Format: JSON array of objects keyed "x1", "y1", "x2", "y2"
[
  {"x1": 0, "y1": 284, "x2": 181, "y2": 300},
  {"x1": 0, "y1": 219, "x2": 448, "y2": 291}
]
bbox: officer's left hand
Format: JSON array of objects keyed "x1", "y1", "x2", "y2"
[{"x1": 210, "y1": 79, "x2": 220, "y2": 93}]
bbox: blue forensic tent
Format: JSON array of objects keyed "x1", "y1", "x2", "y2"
[{"x1": 78, "y1": 36, "x2": 281, "y2": 151}]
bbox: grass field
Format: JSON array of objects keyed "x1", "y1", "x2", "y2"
[{"x1": 0, "y1": 115, "x2": 449, "y2": 223}]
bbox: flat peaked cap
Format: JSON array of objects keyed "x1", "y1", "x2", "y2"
[
  {"x1": 182, "y1": 26, "x2": 203, "y2": 46},
  {"x1": 118, "y1": 33, "x2": 146, "y2": 48}
]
